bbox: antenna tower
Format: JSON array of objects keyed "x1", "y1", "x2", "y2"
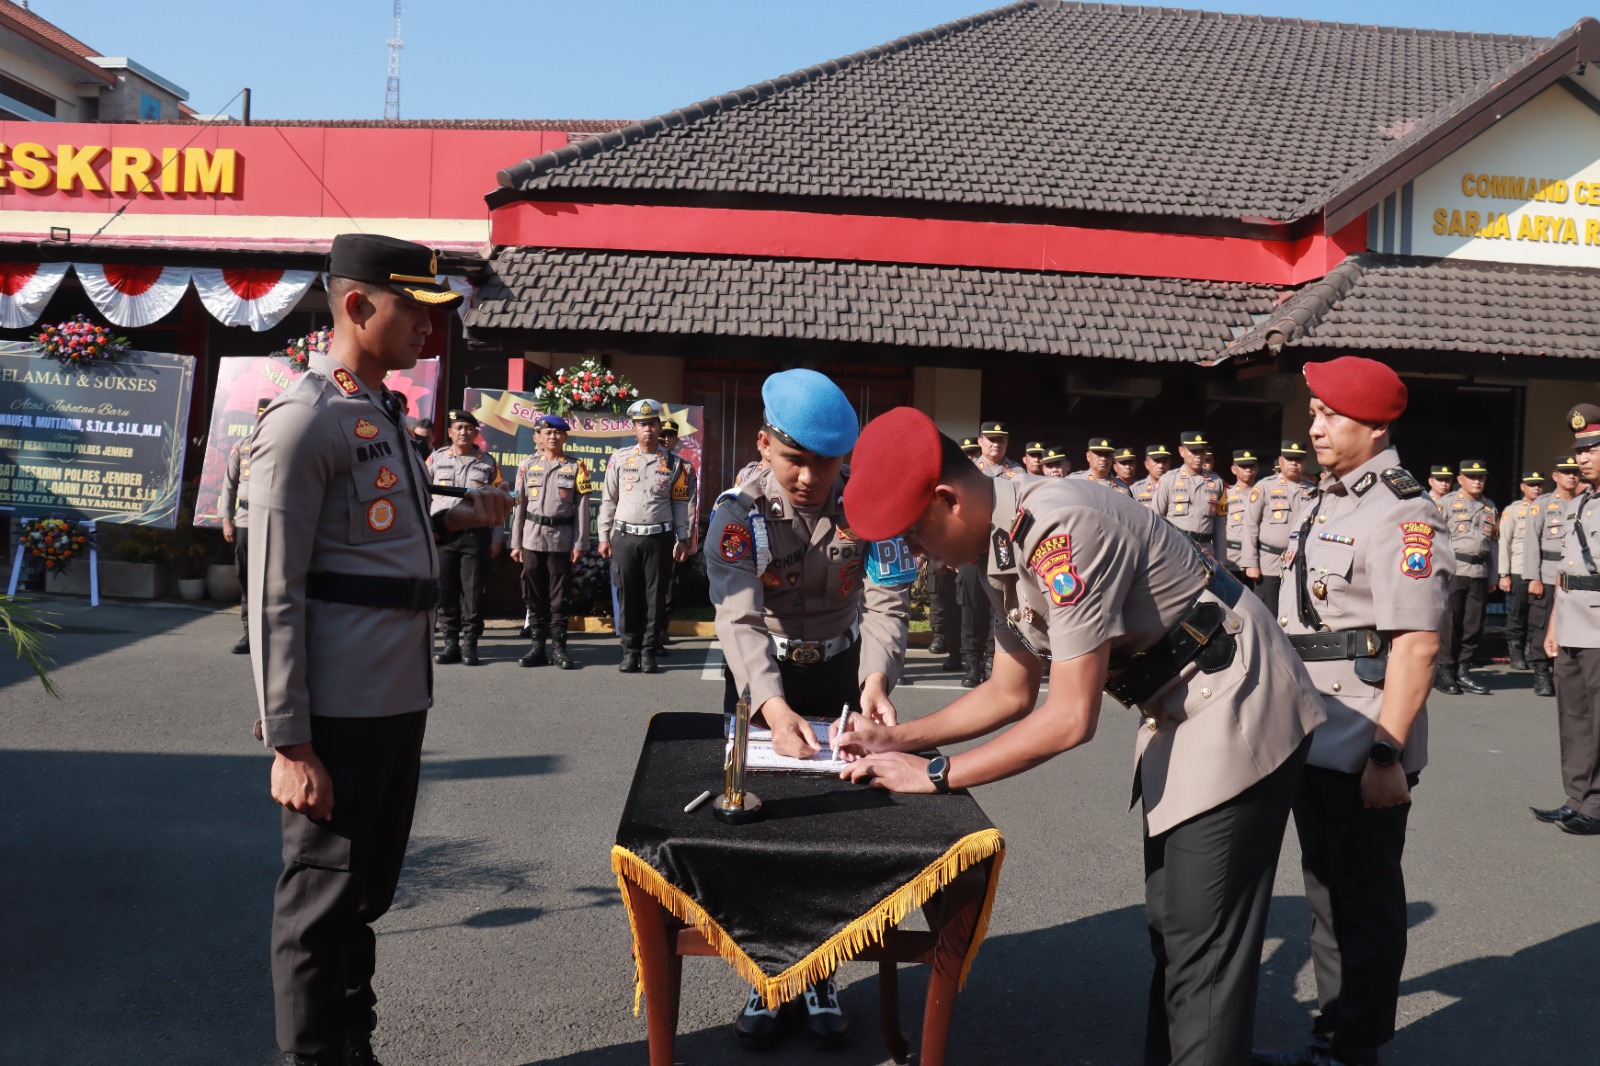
[{"x1": 384, "y1": 1, "x2": 403, "y2": 121}]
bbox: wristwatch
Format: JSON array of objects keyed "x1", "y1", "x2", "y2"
[
  {"x1": 1368, "y1": 740, "x2": 1404, "y2": 768},
  {"x1": 926, "y1": 755, "x2": 952, "y2": 793}
]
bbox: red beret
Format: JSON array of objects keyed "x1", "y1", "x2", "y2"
[
  {"x1": 843, "y1": 407, "x2": 942, "y2": 541},
  {"x1": 1303, "y1": 357, "x2": 1407, "y2": 424}
]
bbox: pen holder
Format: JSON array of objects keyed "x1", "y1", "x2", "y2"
[{"x1": 713, "y1": 696, "x2": 763, "y2": 824}]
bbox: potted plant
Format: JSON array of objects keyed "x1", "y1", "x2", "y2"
[{"x1": 100, "y1": 527, "x2": 175, "y2": 600}]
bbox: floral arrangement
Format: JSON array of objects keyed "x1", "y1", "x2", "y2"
[
  {"x1": 273, "y1": 327, "x2": 333, "y2": 371},
  {"x1": 532, "y1": 358, "x2": 638, "y2": 415},
  {"x1": 31, "y1": 315, "x2": 130, "y2": 369},
  {"x1": 18, "y1": 515, "x2": 92, "y2": 573}
]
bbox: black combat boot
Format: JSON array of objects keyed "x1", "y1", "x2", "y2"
[
  {"x1": 231, "y1": 631, "x2": 250, "y2": 655},
  {"x1": 462, "y1": 639, "x2": 481, "y2": 667},
  {"x1": 1533, "y1": 659, "x2": 1555, "y2": 696},
  {"x1": 619, "y1": 647, "x2": 641, "y2": 673},
  {"x1": 641, "y1": 648, "x2": 662, "y2": 674},
  {"x1": 1456, "y1": 665, "x2": 1490, "y2": 695},
  {"x1": 1432, "y1": 665, "x2": 1462, "y2": 695},
  {"x1": 961, "y1": 657, "x2": 982, "y2": 688},
  {"x1": 550, "y1": 636, "x2": 574, "y2": 670},
  {"x1": 928, "y1": 634, "x2": 947, "y2": 656},
  {"x1": 434, "y1": 638, "x2": 462, "y2": 665},
  {"x1": 518, "y1": 628, "x2": 548, "y2": 668},
  {"x1": 1509, "y1": 647, "x2": 1528, "y2": 671}
]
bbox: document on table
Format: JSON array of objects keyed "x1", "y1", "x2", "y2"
[{"x1": 723, "y1": 713, "x2": 848, "y2": 773}]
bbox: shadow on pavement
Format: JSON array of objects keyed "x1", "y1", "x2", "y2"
[
  {"x1": 0, "y1": 596, "x2": 217, "y2": 694},
  {"x1": 420, "y1": 754, "x2": 566, "y2": 782}
]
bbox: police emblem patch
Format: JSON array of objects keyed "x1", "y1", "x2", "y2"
[
  {"x1": 375, "y1": 466, "x2": 398, "y2": 490},
  {"x1": 761, "y1": 571, "x2": 781, "y2": 588},
  {"x1": 354, "y1": 419, "x2": 379, "y2": 440},
  {"x1": 1029, "y1": 534, "x2": 1085, "y2": 607},
  {"x1": 1574, "y1": 409, "x2": 1588, "y2": 430},
  {"x1": 840, "y1": 561, "x2": 863, "y2": 596},
  {"x1": 1399, "y1": 521, "x2": 1434, "y2": 579},
  {"x1": 720, "y1": 523, "x2": 751, "y2": 562},
  {"x1": 332, "y1": 368, "x2": 360, "y2": 395},
  {"x1": 367, "y1": 498, "x2": 396, "y2": 532}
]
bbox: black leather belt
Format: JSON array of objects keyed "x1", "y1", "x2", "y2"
[
  {"x1": 1184, "y1": 530, "x2": 1212, "y2": 543},
  {"x1": 1457, "y1": 551, "x2": 1489, "y2": 565},
  {"x1": 528, "y1": 514, "x2": 574, "y2": 527},
  {"x1": 1289, "y1": 629, "x2": 1383, "y2": 662},
  {"x1": 1542, "y1": 550, "x2": 1564, "y2": 561},
  {"x1": 1560, "y1": 573, "x2": 1600, "y2": 592},
  {"x1": 1225, "y1": 539, "x2": 1242, "y2": 550},
  {"x1": 307, "y1": 572, "x2": 438, "y2": 612},
  {"x1": 1105, "y1": 566, "x2": 1244, "y2": 708}
]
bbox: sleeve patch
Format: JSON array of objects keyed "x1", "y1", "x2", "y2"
[
  {"x1": 575, "y1": 460, "x2": 592, "y2": 495},
  {"x1": 719, "y1": 523, "x2": 752, "y2": 561},
  {"x1": 1400, "y1": 521, "x2": 1434, "y2": 579},
  {"x1": 1029, "y1": 534, "x2": 1086, "y2": 607}
]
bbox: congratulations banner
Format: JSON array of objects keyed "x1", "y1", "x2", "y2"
[
  {"x1": 194, "y1": 356, "x2": 439, "y2": 526},
  {"x1": 464, "y1": 391, "x2": 705, "y2": 544},
  {"x1": 0, "y1": 341, "x2": 196, "y2": 527}
]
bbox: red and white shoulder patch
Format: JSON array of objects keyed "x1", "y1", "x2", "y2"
[{"x1": 332, "y1": 368, "x2": 360, "y2": 395}]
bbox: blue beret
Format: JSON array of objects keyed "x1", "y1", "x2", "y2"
[
  {"x1": 536, "y1": 414, "x2": 570, "y2": 431},
  {"x1": 761, "y1": 369, "x2": 858, "y2": 458}
]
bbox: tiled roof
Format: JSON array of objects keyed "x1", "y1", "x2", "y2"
[
  {"x1": 466, "y1": 247, "x2": 1284, "y2": 363},
  {"x1": 495, "y1": 1, "x2": 1547, "y2": 222},
  {"x1": 1227, "y1": 254, "x2": 1600, "y2": 359},
  {"x1": 183, "y1": 118, "x2": 632, "y2": 133},
  {"x1": 0, "y1": 0, "x2": 100, "y2": 59}
]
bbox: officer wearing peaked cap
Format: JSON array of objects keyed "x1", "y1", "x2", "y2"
[
  {"x1": 1243, "y1": 440, "x2": 1318, "y2": 616},
  {"x1": 510, "y1": 414, "x2": 592, "y2": 669},
  {"x1": 250, "y1": 233, "x2": 511, "y2": 1066},
  {"x1": 1225, "y1": 449, "x2": 1261, "y2": 584},
  {"x1": 1112, "y1": 445, "x2": 1141, "y2": 487},
  {"x1": 1068, "y1": 437, "x2": 1132, "y2": 495},
  {"x1": 598, "y1": 398, "x2": 692, "y2": 674},
  {"x1": 1532, "y1": 403, "x2": 1600, "y2": 835},
  {"x1": 1152, "y1": 431, "x2": 1227, "y2": 559},
  {"x1": 1435, "y1": 459, "x2": 1497, "y2": 696},
  {"x1": 1041, "y1": 444, "x2": 1070, "y2": 477},
  {"x1": 1133, "y1": 443, "x2": 1172, "y2": 508},
  {"x1": 958, "y1": 420, "x2": 1023, "y2": 687},
  {"x1": 1499, "y1": 470, "x2": 1548, "y2": 675},
  {"x1": 429, "y1": 408, "x2": 503, "y2": 667},
  {"x1": 1427, "y1": 464, "x2": 1456, "y2": 512},
  {"x1": 705, "y1": 368, "x2": 909, "y2": 1047},
  {"x1": 1537, "y1": 456, "x2": 1585, "y2": 697},
  {"x1": 1022, "y1": 439, "x2": 1047, "y2": 476}
]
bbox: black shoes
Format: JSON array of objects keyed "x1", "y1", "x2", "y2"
[
  {"x1": 653, "y1": 643, "x2": 672, "y2": 657},
  {"x1": 1533, "y1": 660, "x2": 1556, "y2": 696},
  {"x1": 619, "y1": 649, "x2": 641, "y2": 673},
  {"x1": 1509, "y1": 650, "x2": 1529, "y2": 671},
  {"x1": 928, "y1": 634, "x2": 947, "y2": 656},
  {"x1": 733, "y1": 986, "x2": 782, "y2": 1047},
  {"x1": 434, "y1": 641, "x2": 462, "y2": 665},
  {"x1": 1432, "y1": 666, "x2": 1462, "y2": 695},
  {"x1": 961, "y1": 662, "x2": 981, "y2": 688},
  {"x1": 550, "y1": 639, "x2": 574, "y2": 670},
  {"x1": 801, "y1": 977, "x2": 850, "y2": 1048},
  {"x1": 1560, "y1": 812, "x2": 1600, "y2": 835},
  {"x1": 1455, "y1": 667, "x2": 1490, "y2": 695},
  {"x1": 1531, "y1": 803, "x2": 1577, "y2": 823},
  {"x1": 231, "y1": 633, "x2": 250, "y2": 655},
  {"x1": 941, "y1": 652, "x2": 963, "y2": 672},
  {"x1": 518, "y1": 632, "x2": 548, "y2": 668},
  {"x1": 462, "y1": 642, "x2": 481, "y2": 667},
  {"x1": 641, "y1": 649, "x2": 662, "y2": 674}
]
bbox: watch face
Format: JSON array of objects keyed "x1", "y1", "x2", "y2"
[{"x1": 928, "y1": 756, "x2": 949, "y2": 783}]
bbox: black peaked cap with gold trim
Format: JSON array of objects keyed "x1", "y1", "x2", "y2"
[{"x1": 328, "y1": 233, "x2": 462, "y2": 308}]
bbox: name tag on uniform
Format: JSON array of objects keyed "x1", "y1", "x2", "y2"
[{"x1": 866, "y1": 537, "x2": 918, "y2": 586}]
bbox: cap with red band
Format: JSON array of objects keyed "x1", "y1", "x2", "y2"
[
  {"x1": 1567, "y1": 403, "x2": 1600, "y2": 445},
  {"x1": 843, "y1": 407, "x2": 944, "y2": 541},
  {"x1": 1303, "y1": 357, "x2": 1407, "y2": 424}
]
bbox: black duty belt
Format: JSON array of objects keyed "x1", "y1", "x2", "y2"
[
  {"x1": 528, "y1": 514, "x2": 575, "y2": 527},
  {"x1": 1225, "y1": 539, "x2": 1242, "y2": 550},
  {"x1": 1542, "y1": 550, "x2": 1564, "y2": 562},
  {"x1": 1184, "y1": 530, "x2": 1212, "y2": 543},
  {"x1": 1289, "y1": 629, "x2": 1383, "y2": 662},
  {"x1": 307, "y1": 572, "x2": 438, "y2": 612},
  {"x1": 1456, "y1": 551, "x2": 1489, "y2": 565},
  {"x1": 1559, "y1": 573, "x2": 1600, "y2": 592},
  {"x1": 1105, "y1": 566, "x2": 1244, "y2": 708}
]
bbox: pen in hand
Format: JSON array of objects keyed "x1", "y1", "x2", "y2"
[{"x1": 834, "y1": 702, "x2": 851, "y2": 757}]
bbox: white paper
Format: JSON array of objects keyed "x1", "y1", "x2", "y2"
[{"x1": 724, "y1": 714, "x2": 847, "y2": 773}]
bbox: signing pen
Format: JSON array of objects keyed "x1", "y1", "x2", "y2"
[
  {"x1": 834, "y1": 702, "x2": 851, "y2": 753},
  {"x1": 684, "y1": 790, "x2": 713, "y2": 813}
]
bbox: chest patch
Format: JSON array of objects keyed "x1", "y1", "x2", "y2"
[
  {"x1": 354, "y1": 419, "x2": 379, "y2": 440},
  {"x1": 375, "y1": 466, "x2": 398, "y2": 490},
  {"x1": 367, "y1": 498, "x2": 396, "y2": 532},
  {"x1": 1029, "y1": 534, "x2": 1085, "y2": 607},
  {"x1": 1400, "y1": 521, "x2": 1434, "y2": 579}
]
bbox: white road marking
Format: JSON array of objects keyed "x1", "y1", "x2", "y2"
[{"x1": 701, "y1": 642, "x2": 725, "y2": 680}]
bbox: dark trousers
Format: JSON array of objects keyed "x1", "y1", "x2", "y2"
[
  {"x1": 613, "y1": 530, "x2": 673, "y2": 651},
  {"x1": 1553, "y1": 647, "x2": 1600, "y2": 818},
  {"x1": 272, "y1": 711, "x2": 427, "y2": 1056},
  {"x1": 957, "y1": 561, "x2": 992, "y2": 665},
  {"x1": 521, "y1": 550, "x2": 572, "y2": 634},
  {"x1": 928, "y1": 566, "x2": 959, "y2": 648},
  {"x1": 234, "y1": 526, "x2": 250, "y2": 636},
  {"x1": 723, "y1": 641, "x2": 862, "y2": 717},
  {"x1": 1438, "y1": 574, "x2": 1488, "y2": 668},
  {"x1": 1143, "y1": 736, "x2": 1308, "y2": 1066},
  {"x1": 1256, "y1": 573, "x2": 1283, "y2": 619},
  {"x1": 437, "y1": 530, "x2": 489, "y2": 642},
  {"x1": 1292, "y1": 763, "x2": 1416, "y2": 1057},
  {"x1": 1510, "y1": 578, "x2": 1554, "y2": 662}
]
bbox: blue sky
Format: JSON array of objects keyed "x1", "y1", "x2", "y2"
[{"x1": 38, "y1": 1, "x2": 1600, "y2": 122}]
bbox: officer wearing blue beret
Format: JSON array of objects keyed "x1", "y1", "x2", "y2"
[{"x1": 705, "y1": 367, "x2": 910, "y2": 1049}]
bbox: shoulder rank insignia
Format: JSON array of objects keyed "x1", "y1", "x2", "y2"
[
  {"x1": 331, "y1": 367, "x2": 360, "y2": 395},
  {"x1": 1351, "y1": 472, "x2": 1377, "y2": 496},
  {"x1": 1380, "y1": 468, "x2": 1424, "y2": 499},
  {"x1": 1009, "y1": 508, "x2": 1035, "y2": 545},
  {"x1": 992, "y1": 529, "x2": 1015, "y2": 570}
]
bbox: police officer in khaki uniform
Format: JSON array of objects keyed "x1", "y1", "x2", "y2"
[
  {"x1": 706, "y1": 369, "x2": 910, "y2": 1047},
  {"x1": 1021, "y1": 439, "x2": 1047, "y2": 475},
  {"x1": 1132, "y1": 443, "x2": 1171, "y2": 506},
  {"x1": 1427, "y1": 463, "x2": 1455, "y2": 511},
  {"x1": 222, "y1": 397, "x2": 270, "y2": 654},
  {"x1": 1242, "y1": 440, "x2": 1318, "y2": 617},
  {"x1": 934, "y1": 432, "x2": 981, "y2": 671},
  {"x1": 1113, "y1": 445, "x2": 1141, "y2": 487},
  {"x1": 837, "y1": 407, "x2": 1324, "y2": 1066},
  {"x1": 598, "y1": 399, "x2": 691, "y2": 674},
  {"x1": 1068, "y1": 436, "x2": 1132, "y2": 495},
  {"x1": 249, "y1": 234, "x2": 511, "y2": 1066},
  {"x1": 1225, "y1": 449, "x2": 1261, "y2": 582},
  {"x1": 1255, "y1": 357, "x2": 1449, "y2": 1066},
  {"x1": 1041, "y1": 444, "x2": 1070, "y2": 476},
  {"x1": 428, "y1": 410, "x2": 503, "y2": 666},
  {"x1": 655, "y1": 419, "x2": 697, "y2": 656},
  {"x1": 1533, "y1": 406, "x2": 1600, "y2": 835},
  {"x1": 1531, "y1": 458, "x2": 1585, "y2": 697},
  {"x1": 509, "y1": 414, "x2": 592, "y2": 669},
  {"x1": 959, "y1": 420, "x2": 1023, "y2": 687},
  {"x1": 1499, "y1": 470, "x2": 1547, "y2": 672},
  {"x1": 1435, "y1": 459, "x2": 1498, "y2": 695},
  {"x1": 1152, "y1": 430, "x2": 1226, "y2": 559}
]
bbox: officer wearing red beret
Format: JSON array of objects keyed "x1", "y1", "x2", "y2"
[
  {"x1": 834, "y1": 406, "x2": 1324, "y2": 1066},
  {"x1": 1255, "y1": 356, "x2": 1451, "y2": 1066}
]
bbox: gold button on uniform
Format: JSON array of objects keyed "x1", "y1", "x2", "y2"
[
  {"x1": 1331, "y1": 681, "x2": 1342, "y2": 693},
  {"x1": 1200, "y1": 687, "x2": 1212, "y2": 698}
]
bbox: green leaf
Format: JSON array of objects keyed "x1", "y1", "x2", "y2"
[{"x1": 0, "y1": 596, "x2": 60, "y2": 698}]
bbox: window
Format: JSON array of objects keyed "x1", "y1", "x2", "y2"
[
  {"x1": 0, "y1": 74, "x2": 57, "y2": 116},
  {"x1": 139, "y1": 93, "x2": 162, "y2": 121}
]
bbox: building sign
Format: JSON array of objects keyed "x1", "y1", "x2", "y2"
[
  {"x1": 0, "y1": 142, "x2": 237, "y2": 194},
  {"x1": 1390, "y1": 84, "x2": 1600, "y2": 267},
  {"x1": 194, "y1": 356, "x2": 439, "y2": 527},
  {"x1": 0, "y1": 341, "x2": 195, "y2": 527}
]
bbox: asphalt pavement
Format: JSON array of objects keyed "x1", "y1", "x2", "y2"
[{"x1": 1, "y1": 597, "x2": 1597, "y2": 1065}]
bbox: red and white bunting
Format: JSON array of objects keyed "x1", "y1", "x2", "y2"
[
  {"x1": 75, "y1": 262, "x2": 192, "y2": 328},
  {"x1": 0, "y1": 261, "x2": 70, "y2": 329},
  {"x1": 193, "y1": 267, "x2": 317, "y2": 331}
]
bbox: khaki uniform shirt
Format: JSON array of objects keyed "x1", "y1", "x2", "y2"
[
  {"x1": 975, "y1": 455, "x2": 1024, "y2": 480},
  {"x1": 598, "y1": 444, "x2": 691, "y2": 541},
  {"x1": 247, "y1": 353, "x2": 437, "y2": 747},
  {"x1": 1498, "y1": 497, "x2": 1545, "y2": 582},
  {"x1": 1540, "y1": 495, "x2": 1577, "y2": 583},
  {"x1": 1554, "y1": 490, "x2": 1600, "y2": 648},
  {"x1": 510, "y1": 453, "x2": 593, "y2": 553},
  {"x1": 1067, "y1": 470, "x2": 1133, "y2": 497},
  {"x1": 1131, "y1": 476, "x2": 1160, "y2": 508},
  {"x1": 427, "y1": 446, "x2": 503, "y2": 546},
  {"x1": 1442, "y1": 490, "x2": 1498, "y2": 582},
  {"x1": 985, "y1": 476, "x2": 1325, "y2": 836},
  {"x1": 1242, "y1": 474, "x2": 1318, "y2": 576},
  {"x1": 1283, "y1": 448, "x2": 1450, "y2": 774},
  {"x1": 706, "y1": 467, "x2": 908, "y2": 713},
  {"x1": 223, "y1": 440, "x2": 253, "y2": 528},
  {"x1": 1224, "y1": 483, "x2": 1252, "y2": 570},
  {"x1": 1151, "y1": 467, "x2": 1226, "y2": 559}
]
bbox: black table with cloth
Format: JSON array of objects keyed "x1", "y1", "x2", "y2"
[{"x1": 611, "y1": 712, "x2": 1005, "y2": 1065}]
